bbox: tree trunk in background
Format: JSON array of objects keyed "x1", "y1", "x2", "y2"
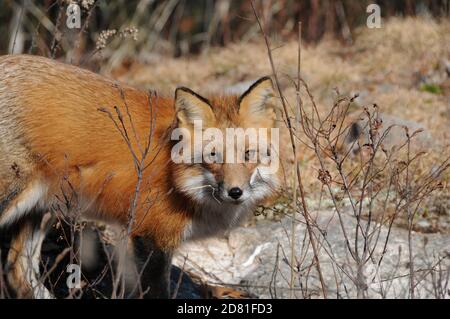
[
  {"x1": 325, "y1": 0, "x2": 336, "y2": 39},
  {"x1": 308, "y1": 0, "x2": 320, "y2": 41},
  {"x1": 405, "y1": 0, "x2": 416, "y2": 15}
]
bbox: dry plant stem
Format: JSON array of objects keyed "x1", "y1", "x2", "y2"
[
  {"x1": 297, "y1": 87, "x2": 371, "y2": 295},
  {"x1": 171, "y1": 256, "x2": 187, "y2": 299},
  {"x1": 11, "y1": 0, "x2": 25, "y2": 54},
  {"x1": 289, "y1": 21, "x2": 302, "y2": 299},
  {"x1": 251, "y1": 1, "x2": 328, "y2": 299},
  {"x1": 406, "y1": 135, "x2": 415, "y2": 299},
  {"x1": 0, "y1": 251, "x2": 11, "y2": 298},
  {"x1": 50, "y1": 0, "x2": 64, "y2": 58},
  {"x1": 73, "y1": 1, "x2": 99, "y2": 65},
  {"x1": 39, "y1": 247, "x2": 71, "y2": 289},
  {"x1": 99, "y1": 87, "x2": 156, "y2": 298},
  {"x1": 269, "y1": 243, "x2": 281, "y2": 298},
  {"x1": 301, "y1": 86, "x2": 358, "y2": 257}
]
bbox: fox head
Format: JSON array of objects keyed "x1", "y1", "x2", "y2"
[{"x1": 170, "y1": 77, "x2": 281, "y2": 208}]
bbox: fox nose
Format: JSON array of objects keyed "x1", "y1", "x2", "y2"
[{"x1": 228, "y1": 187, "x2": 243, "y2": 200}]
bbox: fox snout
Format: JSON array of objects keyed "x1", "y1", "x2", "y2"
[
  {"x1": 217, "y1": 182, "x2": 244, "y2": 202},
  {"x1": 219, "y1": 164, "x2": 252, "y2": 203},
  {"x1": 228, "y1": 187, "x2": 243, "y2": 200}
]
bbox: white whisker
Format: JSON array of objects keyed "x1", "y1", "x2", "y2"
[{"x1": 190, "y1": 184, "x2": 222, "y2": 204}]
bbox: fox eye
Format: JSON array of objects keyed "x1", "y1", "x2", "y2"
[
  {"x1": 245, "y1": 149, "x2": 256, "y2": 162},
  {"x1": 204, "y1": 150, "x2": 221, "y2": 164}
]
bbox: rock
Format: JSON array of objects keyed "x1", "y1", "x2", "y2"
[
  {"x1": 350, "y1": 112, "x2": 434, "y2": 153},
  {"x1": 443, "y1": 59, "x2": 450, "y2": 77},
  {"x1": 174, "y1": 210, "x2": 450, "y2": 299},
  {"x1": 415, "y1": 219, "x2": 433, "y2": 232}
]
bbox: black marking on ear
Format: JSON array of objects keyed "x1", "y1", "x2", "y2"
[
  {"x1": 238, "y1": 76, "x2": 273, "y2": 105},
  {"x1": 175, "y1": 87, "x2": 213, "y2": 109}
]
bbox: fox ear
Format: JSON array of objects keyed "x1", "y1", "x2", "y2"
[
  {"x1": 238, "y1": 76, "x2": 276, "y2": 121},
  {"x1": 175, "y1": 87, "x2": 215, "y2": 126}
]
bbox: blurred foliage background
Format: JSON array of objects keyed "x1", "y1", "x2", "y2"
[{"x1": 0, "y1": 0, "x2": 449, "y2": 63}]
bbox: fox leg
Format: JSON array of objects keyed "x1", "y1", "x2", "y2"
[
  {"x1": 0, "y1": 178, "x2": 48, "y2": 228},
  {"x1": 131, "y1": 236, "x2": 172, "y2": 299},
  {"x1": 6, "y1": 212, "x2": 54, "y2": 299}
]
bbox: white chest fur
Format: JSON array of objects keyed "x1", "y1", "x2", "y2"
[{"x1": 183, "y1": 200, "x2": 254, "y2": 241}]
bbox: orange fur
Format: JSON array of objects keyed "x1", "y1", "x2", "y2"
[{"x1": 0, "y1": 55, "x2": 281, "y2": 251}]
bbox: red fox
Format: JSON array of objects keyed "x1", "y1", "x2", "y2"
[{"x1": 0, "y1": 55, "x2": 281, "y2": 298}]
